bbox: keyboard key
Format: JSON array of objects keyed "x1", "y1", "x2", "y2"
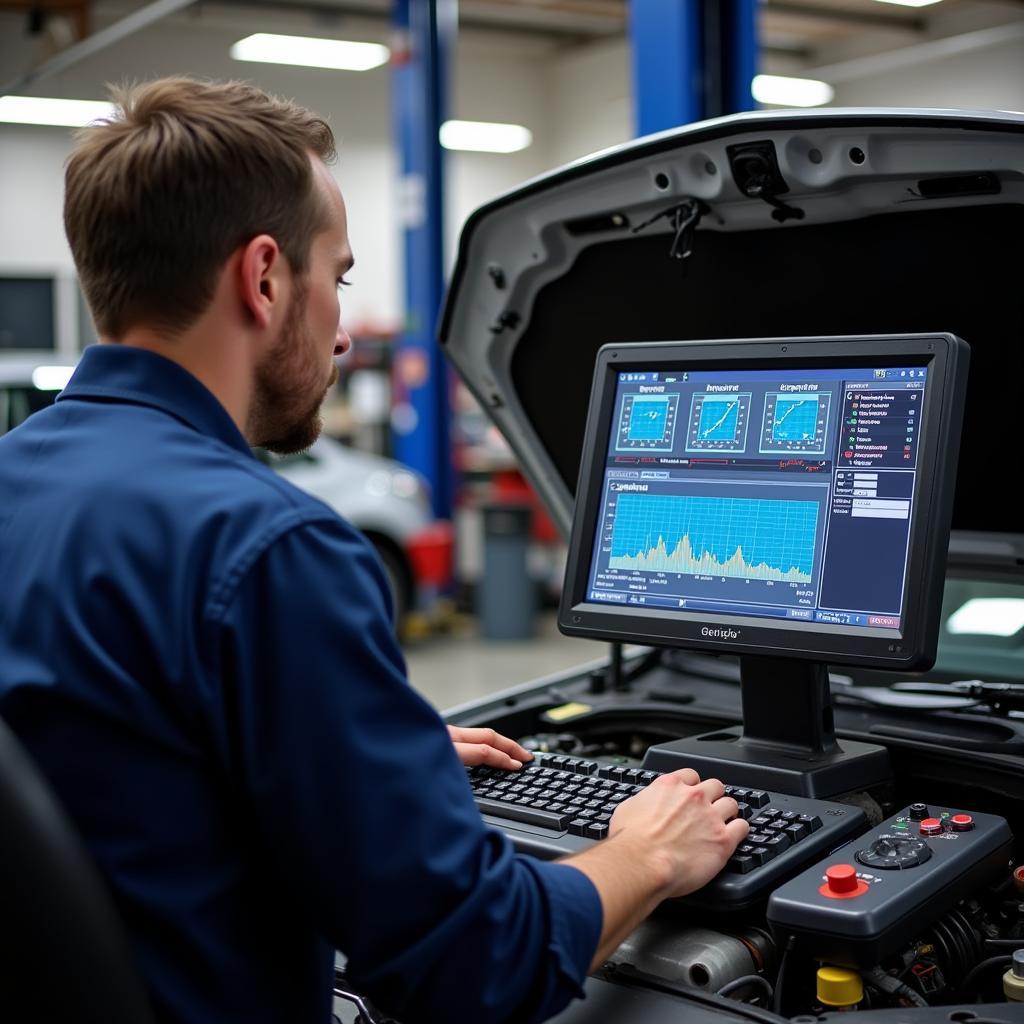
[
  {"x1": 784, "y1": 822, "x2": 810, "y2": 842},
  {"x1": 568, "y1": 819, "x2": 592, "y2": 836},
  {"x1": 476, "y1": 798, "x2": 570, "y2": 831},
  {"x1": 732, "y1": 788, "x2": 750, "y2": 801},
  {"x1": 747, "y1": 790, "x2": 769, "y2": 808},
  {"x1": 798, "y1": 813, "x2": 822, "y2": 832},
  {"x1": 585, "y1": 823, "x2": 609, "y2": 840},
  {"x1": 765, "y1": 834, "x2": 791, "y2": 853},
  {"x1": 727, "y1": 854, "x2": 756, "y2": 874},
  {"x1": 640, "y1": 772, "x2": 659, "y2": 785},
  {"x1": 578, "y1": 761, "x2": 598, "y2": 775},
  {"x1": 751, "y1": 816, "x2": 772, "y2": 828},
  {"x1": 735, "y1": 802, "x2": 753, "y2": 820}
]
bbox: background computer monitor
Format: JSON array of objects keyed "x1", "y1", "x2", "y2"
[{"x1": 558, "y1": 334, "x2": 969, "y2": 795}]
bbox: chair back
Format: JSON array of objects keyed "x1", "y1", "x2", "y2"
[{"x1": 0, "y1": 715, "x2": 156, "y2": 1023}]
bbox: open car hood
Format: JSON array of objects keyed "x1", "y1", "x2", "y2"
[{"x1": 440, "y1": 108, "x2": 1024, "y2": 549}]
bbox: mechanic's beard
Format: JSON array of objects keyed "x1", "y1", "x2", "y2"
[{"x1": 249, "y1": 291, "x2": 338, "y2": 455}]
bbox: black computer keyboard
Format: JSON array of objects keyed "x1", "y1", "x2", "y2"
[{"x1": 468, "y1": 751, "x2": 868, "y2": 909}]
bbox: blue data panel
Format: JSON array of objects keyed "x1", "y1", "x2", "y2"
[
  {"x1": 760, "y1": 392, "x2": 832, "y2": 455},
  {"x1": 686, "y1": 392, "x2": 751, "y2": 453},
  {"x1": 616, "y1": 391, "x2": 679, "y2": 452}
]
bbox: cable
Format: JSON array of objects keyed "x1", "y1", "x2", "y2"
[
  {"x1": 771, "y1": 935, "x2": 795, "y2": 1016},
  {"x1": 601, "y1": 963, "x2": 787, "y2": 1024},
  {"x1": 956, "y1": 955, "x2": 1013, "y2": 1001},
  {"x1": 863, "y1": 966, "x2": 928, "y2": 1008},
  {"x1": 717, "y1": 974, "x2": 774, "y2": 1003}
]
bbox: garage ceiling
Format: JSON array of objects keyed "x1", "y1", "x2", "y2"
[{"x1": 2, "y1": 0, "x2": 1024, "y2": 84}]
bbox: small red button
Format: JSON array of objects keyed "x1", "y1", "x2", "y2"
[
  {"x1": 826, "y1": 864, "x2": 858, "y2": 893},
  {"x1": 919, "y1": 817, "x2": 943, "y2": 836},
  {"x1": 819, "y1": 863, "x2": 870, "y2": 900},
  {"x1": 951, "y1": 814, "x2": 974, "y2": 832}
]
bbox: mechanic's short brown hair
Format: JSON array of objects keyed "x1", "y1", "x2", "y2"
[{"x1": 64, "y1": 77, "x2": 336, "y2": 338}]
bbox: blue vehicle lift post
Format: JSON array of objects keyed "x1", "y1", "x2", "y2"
[
  {"x1": 391, "y1": 0, "x2": 456, "y2": 520},
  {"x1": 629, "y1": 0, "x2": 758, "y2": 134}
]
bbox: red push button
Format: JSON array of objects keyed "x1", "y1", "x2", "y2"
[
  {"x1": 951, "y1": 814, "x2": 974, "y2": 832},
  {"x1": 919, "y1": 817, "x2": 943, "y2": 836},
  {"x1": 819, "y1": 863, "x2": 870, "y2": 900},
  {"x1": 826, "y1": 864, "x2": 858, "y2": 893}
]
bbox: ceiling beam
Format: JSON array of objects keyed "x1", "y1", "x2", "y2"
[
  {"x1": 764, "y1": 1, "x2": 926, "y2": 34},
  {"x1": 2, "y1": 0, "x2": 199, "y2": 96}
]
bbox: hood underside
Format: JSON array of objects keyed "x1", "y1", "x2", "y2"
[{"x1": 440, "y1": 109, "x2": 1024, "y2": 541}]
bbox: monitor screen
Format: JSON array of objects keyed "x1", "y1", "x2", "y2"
[{"x1": 560, "y1": 334, "x2": 969, "y2": 670}]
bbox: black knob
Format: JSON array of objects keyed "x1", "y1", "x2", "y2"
[{"x1": 909, "y1": 803, "x2": 929, "y2": 821}]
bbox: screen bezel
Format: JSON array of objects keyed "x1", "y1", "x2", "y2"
[{"x1": 558, "y1": 333, "x2": 969, "y2": 670}]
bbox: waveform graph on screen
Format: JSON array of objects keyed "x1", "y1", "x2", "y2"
[
  {"x1": 615, "y1": 392, "x2": 680, "y2": 452},
  {"x1": 759, "y1": 391, "x2": 832, "y2": 455},
  {"x1": 608, "y1": 492, "x2": 817, "y2": 583},
  {"x1": 685, "y1": 392, "x2": 751, "y2": 453}
]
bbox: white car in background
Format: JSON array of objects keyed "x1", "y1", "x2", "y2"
[{"x1": 0, "y1": 352, "x2": 451, "y2": 619}]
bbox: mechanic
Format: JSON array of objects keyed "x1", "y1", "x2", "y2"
[{"x1": 0, "y1": 77, "x2": 748, "y2": 1023}]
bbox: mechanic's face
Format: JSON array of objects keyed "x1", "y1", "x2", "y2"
[{"x1": 250, "y1": 159, "x2": 352, "y2": 454}]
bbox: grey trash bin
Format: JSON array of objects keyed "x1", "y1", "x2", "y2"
[{"x1": 478, "y1": 503, "x2": 536, "y2": 640}]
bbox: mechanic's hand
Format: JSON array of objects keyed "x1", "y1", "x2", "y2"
[
  {"x1": 609, "y1": 768, "x2": 749, "y2": 899},
  {"x1": 448, "y1": 725, "x2": 534, "y2": 771}
]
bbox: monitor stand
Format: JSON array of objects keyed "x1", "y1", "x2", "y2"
[{"x1": 641, "y1": 655, "x2": 891, "y2": 798}]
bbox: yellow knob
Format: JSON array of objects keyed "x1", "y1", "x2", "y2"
[{"x1": 817, "y1": 966, "x2": 864, "y2": 1008}]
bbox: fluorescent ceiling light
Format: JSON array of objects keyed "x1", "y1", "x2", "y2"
[
  {"x1": 753, "y1": 74, "x2": 834, "y2": 108},
  {"x1": 231, "y1": 33, "x2": 389, "y2": 71},
  {"x1": 872, "y1": 0, "x2": 943, "y2": 7},
  {"x1": 947, "y1": 597, "x2": 1024, "y2": 637},
  {"x1": 0, "y1": 96, "x2": 114, "y2": 127},
  {"x1": 439, "y1": 119, "x2": 533, "y2": 154},
  {"x1": 32, "y1": 366, "x2": 75, "y2": 391}
]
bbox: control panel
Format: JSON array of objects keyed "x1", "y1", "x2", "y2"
[{"x1": 767, "y1": 804, "x2": 1013, "y2": 966}]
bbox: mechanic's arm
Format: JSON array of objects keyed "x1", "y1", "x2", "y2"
[
  {"x1": 445, "y1": 725, "x2": 750, "y2": 965},
  {"x1": 568, "y1": 771, "x2": 749, "y2": 969},
  {"x1": 209, "y1": 516, "x2": 602, "y2": 1024}
]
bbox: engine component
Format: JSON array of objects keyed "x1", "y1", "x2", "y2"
[
  {"x1": 1005, "y1": 950, "x2": 1024, "y2": 1001},
  {"x1": 611, "y1": 917, "x2": 772, "y2": 994},
  {"x1": 817, "y1": 966, "x2": 863, "y2": 1009}
]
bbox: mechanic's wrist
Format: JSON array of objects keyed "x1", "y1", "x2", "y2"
[{"x1": 607, "y1": 829, "x2": 677, "y2": 903}]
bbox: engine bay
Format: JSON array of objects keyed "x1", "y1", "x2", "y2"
[{"x1": 447, "y1": 648, "x2": 1024, "y2": 1019}]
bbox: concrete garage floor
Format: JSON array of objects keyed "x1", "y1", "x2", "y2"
[{"x1": 403, "y1": 610, "x2": 602, "y2": 711}]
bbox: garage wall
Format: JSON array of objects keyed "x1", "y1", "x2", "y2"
[{"x1": 0, "y1": 7, "x2": 560, "y2": 341}]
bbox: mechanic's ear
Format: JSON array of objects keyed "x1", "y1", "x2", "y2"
[{"x1": 239, "y1": 234, "x2": 284, "y2": 330}]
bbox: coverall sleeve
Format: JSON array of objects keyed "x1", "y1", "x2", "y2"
[{"x1": 209, "y1": 516, "x2": 603, "y2": 1023}]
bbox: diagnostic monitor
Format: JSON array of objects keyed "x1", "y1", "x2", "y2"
[{"x1": 559, "y1": 334, "x2": 969, "y2": 795}]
